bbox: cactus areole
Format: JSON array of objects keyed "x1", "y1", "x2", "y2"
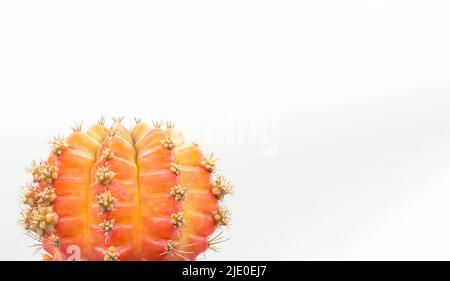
[{"x1": 20, "y1": 118, "x2": 232, "y2": 261}]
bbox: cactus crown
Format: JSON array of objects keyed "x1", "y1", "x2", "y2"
[{"x1": 20, "y1": 117, "x2": 233, "y2": 261}]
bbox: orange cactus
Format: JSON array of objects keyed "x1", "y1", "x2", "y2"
[{"x1": 20, "y1": 118, "x2": 232, "y2": 261}]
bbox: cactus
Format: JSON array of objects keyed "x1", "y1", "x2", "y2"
[{"x1": 20, "y1": 118, "x2": 232, "y2": 261}]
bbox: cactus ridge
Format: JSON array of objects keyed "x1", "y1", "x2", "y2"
[{"x1": 20, "y1": 117, "x2": 232, "y2": 261}]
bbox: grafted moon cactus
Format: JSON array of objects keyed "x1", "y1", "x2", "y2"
[{"x1": 20, "y1": 118, "x2": 232, "y2": 261}]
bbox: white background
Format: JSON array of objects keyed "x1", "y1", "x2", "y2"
[{"x1": 1, "y1": 1, "x2": 450, "y2": 260}]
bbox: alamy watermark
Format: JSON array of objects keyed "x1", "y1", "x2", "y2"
[{"x1": 180, "y1": 110, "x2": 279, "y2": 155}]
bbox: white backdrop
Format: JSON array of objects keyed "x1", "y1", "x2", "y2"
[{"x1": 1, "y1": 1, "x2": 450, "y2": 260}]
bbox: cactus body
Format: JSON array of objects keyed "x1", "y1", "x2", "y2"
[{"x1": 20, "y1": 119, "x2": 231, "y2": 261}]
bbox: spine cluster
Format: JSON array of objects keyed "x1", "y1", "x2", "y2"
[
  {"x1": 21, "y1": 160, "x2": 60, "y2": 240},
  {"x1": 165, "y1": 131, "x2": 185, "y2": 258},
  {"x1": 95, "y1": 139, "x2": 118, "y2": 260}
]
